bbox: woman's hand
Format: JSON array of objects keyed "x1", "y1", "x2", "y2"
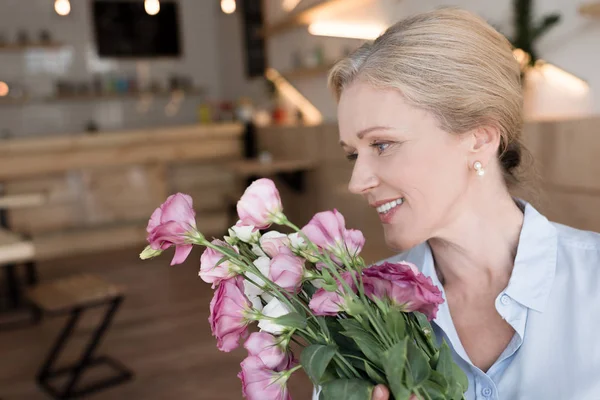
[
  {"x1": 372, "y1": 385, "x2": 389, "y2": 400},
  {"x1": 371, "y1": 385, "x2": 418, "y2": 400}
]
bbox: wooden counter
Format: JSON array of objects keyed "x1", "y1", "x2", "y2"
[{"x1": 2, "y1": 123, "x2": 244, "y2": 260}]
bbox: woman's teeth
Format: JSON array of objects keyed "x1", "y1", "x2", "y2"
[{"x1": 376, "y1": 198, "x2": 404, "y2": 214}]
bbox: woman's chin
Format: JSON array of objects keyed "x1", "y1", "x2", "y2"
[{"x1": 383, "y1": 229, "x2": 422, "y2": 252}]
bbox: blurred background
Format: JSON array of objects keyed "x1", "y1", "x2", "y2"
[{"x1": 0, "y1": 0, "x2": 598, "y2": 399}]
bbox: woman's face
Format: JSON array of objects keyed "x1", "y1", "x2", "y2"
[{"x1": 338, "y1": 82, "x2": 474, "y2": 251}]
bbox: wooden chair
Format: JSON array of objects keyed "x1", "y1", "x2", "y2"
[
  {"x1": 0, "y1": 192, "x2": 45, "y2": 312},
  {"x1": 26, "y1": 274, "x2": 133, "y2": 399},
  {"x1": 0, "y1": 228, "x2": 37, "y2": 310}
]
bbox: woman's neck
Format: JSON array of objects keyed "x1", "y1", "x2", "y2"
[{"x1": 427, "y1": 191, "x2": 524, "y2": 294}]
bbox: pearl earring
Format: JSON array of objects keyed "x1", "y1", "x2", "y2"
[{"x1": 473, "y1": 161, "x2": 485, "y2": 176}]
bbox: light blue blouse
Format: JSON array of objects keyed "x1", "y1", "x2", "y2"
[{"x1": 314, "y1": 201, "x2": 600, "y2": 399}]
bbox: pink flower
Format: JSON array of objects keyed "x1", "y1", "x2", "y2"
[
  {"x1": 237, "y1": 179, "x2": 284, "y2": 229},
  {"x1": 209, "y1": 276, "x2": 254, "y2": 352},
  {"x1": 260, "y1": 231, "x2": 291, "y2": 258},
  {"x1": 362, "y1": 262, "x2": 444, "y2": 321},
  {"x1": 301, "y1": 209, "x2": 345, "y2": 250},
  {"x1": 269, "y1": 252, "x2": 304, "y2": 294},
  {"x1": 199, "y1": 239, "x2": 240, "y2": 288},
  {"x1": 344, "y1": 229, "x2": 365, "y2": 257},
  {"x1": 238, "y1": 356, "x2": 292, "y2": 400},
  {"x1": 301, "y1": 210, "x2": 365, "y2": 262},
  {"x1": 309, "y1": 272, "x2": 357, "y2": 316},
  {"x1": 146, "y1": 193, "x2": 198, "y2": 265},
  {"x1": 244, "y1": 332, "x2": 292, "y2": 371}
]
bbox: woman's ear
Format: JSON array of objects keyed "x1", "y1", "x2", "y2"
[{"x1": 470, "y1": 125, "x2": 501, "y2": 160}]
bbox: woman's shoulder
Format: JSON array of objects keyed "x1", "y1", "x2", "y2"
[
  {"x1": 550, "y1": 222, "x2": 600, "y2": 281},
  {"x1": 552, "y1": 221, "x2": 600, "y2": 253}
]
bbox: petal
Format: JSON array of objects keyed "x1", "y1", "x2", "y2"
[{"x1": 171, "y1": 244, "x2": 193, "y2": 266}]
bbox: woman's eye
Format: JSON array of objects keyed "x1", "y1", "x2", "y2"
[
  {"x1": 372, "y1": 142, "x2": 390, "y2": 154},
  {"x1": 346, "y1": 153, "x2": 358, "y2": 162}
]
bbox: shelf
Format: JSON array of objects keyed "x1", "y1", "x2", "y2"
[
  {"x1": 262, "y1": 0, "x2": 374, "y2": 37},
  {"x1": 0, "y1": 89, "x2": 205, "y2": 107},
  {"x1": 45, "y1": 89, "x2": 205, "y2": 103},
  {"x1": 282, "y1": 63, "x2": 335, "y2": 80},
  {"x1": 0, "y1": 43, "x2": 65, "y2": 52},
  {"x1": 579, "y1": 2, "x2": 600, "y2": 17}
]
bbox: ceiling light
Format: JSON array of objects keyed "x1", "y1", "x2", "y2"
[
  {"x1": 145, "y1": 0, "x2": 160, "y2": 16},
  {"x1": 282, "y1": 0, "x2": 301, "y2": 12},
  {"x1": 54, "y1": 0, "x2": 71, "y2": 16},
  {"x1": 0, "y1": 82, "x2": 9, "y2": 97},
  {"x1": 308, "y1": 21, "x2": 386, "y2": 40},
  {"x1": 221, "y1": 0, "x2": 236, "y2": 14}
]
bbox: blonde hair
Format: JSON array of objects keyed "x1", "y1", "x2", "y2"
[{"x1": 328, "y1": 8, "x2": 526, "y2": 186}]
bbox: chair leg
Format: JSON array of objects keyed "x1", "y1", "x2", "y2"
[
  {"x1": 24, "y1": 261, "x2": 38, "y2": 285},
  {"x1": 37, "y1": 308, "x2": 82, "y2": 384},
  {"x1": 62, "y1": 297, "x2": 124, "y2": 396},
  {"x1": 36, "y1": 297, "x2": 132, "y2": 399},
  {"x1": 4, "y1": 263, "x2": 20, "y2": 308}
]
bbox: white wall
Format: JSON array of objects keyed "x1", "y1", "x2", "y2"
[
  {"x1": 0, "y1": 0, "x2": 223, "y2": 137},
  {"x1": 265, "y1": 0, "x2": 600, "y2": 121}
]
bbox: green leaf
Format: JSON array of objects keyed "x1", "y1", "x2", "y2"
[
  {"x1": 436, "y1": 341, "x2": 467, "y2": 399},
  {"x1": 421, "y1": 379, "x2": 447, "y2": 400},
  {"x1": 384, "y1": 310, "x2": 406, "y2": 342},
  {"x1": 273, "y1": 312, "x2": 307, "y2": 330},
  {"x1": 364, "y1": 361, "x2": 386, "y2": 385},
  {"x1": 406, "y1": 339, "x2": 431, "y2": 387},
  {"x1": 452, "y1": 362, "x2": 469, "y2": 395},
  {"x1": 300, "y1": 344, "x2": 337, "y2": 385},
  {"x1": 428, "y1": 370, "x2": 449, "y2": 393},
  {"x1": 216, "y1": 255, "x2": 230, "y2": 266},
  {"x1": 382, "y1": 338, "x2": 412, "y2": 400},
  {"x1": 339, "y1": 319, "x2": 384, "y2": 368},
  {"x1": 319, "y1": 379, "x2": 374, "y2": 400},
  {"x1": 435, "y1": 340, "x2": 453, "y2": 378}
]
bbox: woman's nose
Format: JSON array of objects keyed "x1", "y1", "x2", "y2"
[{"x1": 348, "y1": 158, "x2": 379, "y2": 195}]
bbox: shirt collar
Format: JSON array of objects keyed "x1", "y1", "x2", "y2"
[
  {"x1": 503, "y1": 200, "x2": 557, "y2": 312},
  {"x1": 394, "y1": 199, "x2": 557, "y2": 314}
]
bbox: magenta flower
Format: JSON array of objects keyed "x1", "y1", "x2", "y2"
[
  {"x1": 260, "y1": 231, "x2": 291, "y2": 258},
  {"x1": 244, "y1": 332, "x2": 292, "y2": 371},
  {"x1": 301, "y1": 210, "x2": 365, "y2": 262},
  {"x1": 209, "y1": 276, "x2": 254, "y2": 352},
  {"x1": 362, "y1": 262, "x2": 444, "y2": 321},
  {"x1": 269, "y1": 252, "x2": 304, "y2": 294},
  {"x1": 237, "y1": 179, "x2": 284, "y2": 229},
  {"x1": 199, "y1": 239, "x2": 240, "y2": 288},
  {"x1": 146, "y1": 193, "x2": 199, "y2": 265},
  {"x1": 309, "y1": 272, "x2": 357, "y2": 316},
  {"x1": 238, "y1": 356, "x2": 293, "y2": 400}
]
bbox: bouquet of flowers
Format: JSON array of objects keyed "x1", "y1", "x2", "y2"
[{"x1": 140, "y1": 178, "x2": 468, "y2": 400}]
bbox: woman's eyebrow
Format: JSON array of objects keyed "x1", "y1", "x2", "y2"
[{"x1": 339, "y1": 126, "x2": 393, "y2": 146}]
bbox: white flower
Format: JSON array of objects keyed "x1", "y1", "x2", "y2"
[
  {"x1": 288, "y1": 232, "x2": 306, "y2": 250},
  {"x1": 251, "y1": 244, "x2": 267, "y2": 257},
  {"x1": 258, "y1": 298, "x2": 292, "y2": 335},
  {"x1": 231, "y1": 222, "x2": 260, "y2": 244}
]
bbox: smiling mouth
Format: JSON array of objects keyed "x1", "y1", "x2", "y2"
[{"x1": 376, "y1": 198, "x2": 404, "y2": 214}]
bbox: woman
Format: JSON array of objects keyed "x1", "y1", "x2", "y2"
[{"x1": 321, "y1": 7, "x2": 600, "y2": 400}]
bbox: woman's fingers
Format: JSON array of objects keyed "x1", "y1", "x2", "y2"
[{"x1": 372, "y1": 385, "x2": 390, "y2": 400}]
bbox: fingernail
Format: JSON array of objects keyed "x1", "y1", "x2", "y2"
[{"x1": 373, "y1": 386, "x2": 384, "y2": 398}]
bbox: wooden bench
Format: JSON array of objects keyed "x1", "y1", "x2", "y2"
[{"x1": 26, "y1": 274, "x2": 133, "y2": 399}]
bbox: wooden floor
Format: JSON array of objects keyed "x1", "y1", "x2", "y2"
[{"x1": 0, "y1": 246, "x2": 314, "y2": 400}]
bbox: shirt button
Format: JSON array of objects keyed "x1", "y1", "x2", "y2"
[
  {"x1": 500, "y1": 294, "x2": 511, "y2": 305},
  {"x1": 482, "y1": 387, "x2": 493, "y2": 397}
]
